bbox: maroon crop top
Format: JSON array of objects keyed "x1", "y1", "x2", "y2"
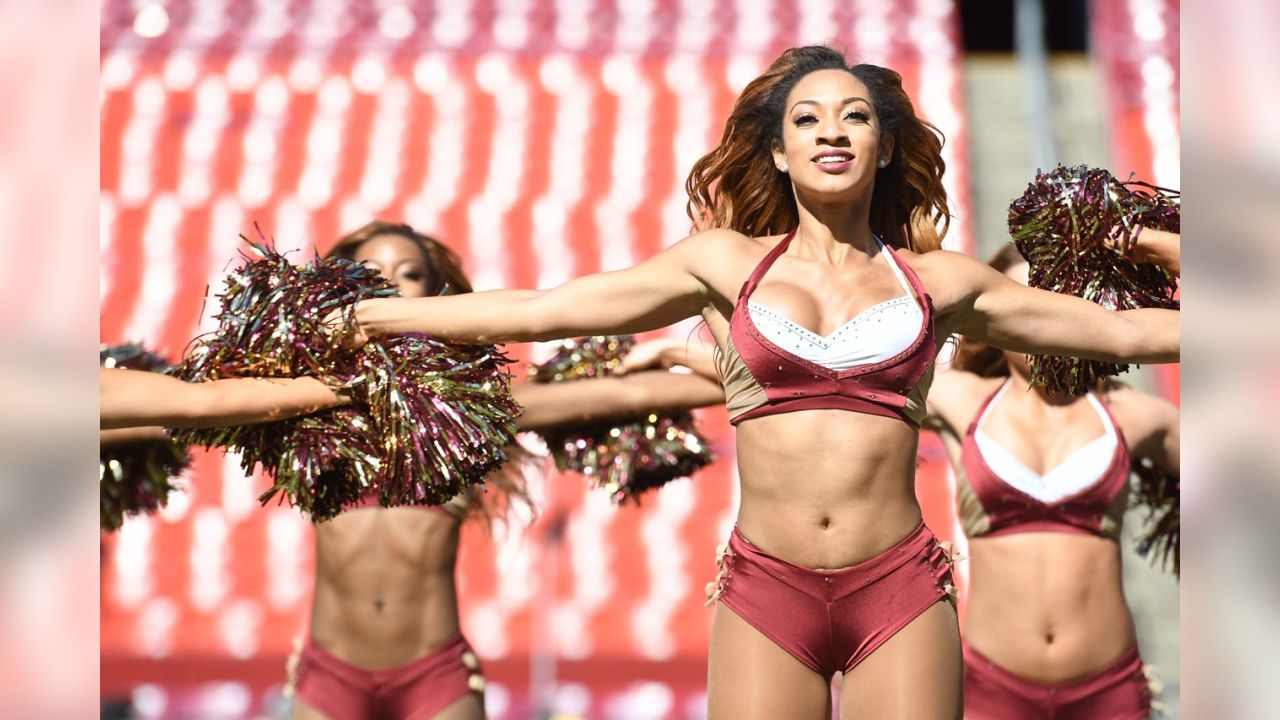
[
  {"x1": 956, "y1": 385, "x2": 1132, "y2": 541},
  {"x1": 724, "y1": 229, "x2": 938, "y2": 426}
]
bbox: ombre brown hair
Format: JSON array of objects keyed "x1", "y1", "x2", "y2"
[
  {"x1": 325, "y1": 220, "x2": 532, "y2": 528},
  {"x1": 325, "y1": 220, "x2": 473, "y2": 297},
  {"x1": 950, "y1": 244, "x2": 1027, "y2": 377},
  {"x1": 686, "y1": 46, "x2": 950, "y2": 251}
]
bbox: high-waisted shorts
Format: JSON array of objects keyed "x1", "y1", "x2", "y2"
[
  {"x1": 709, "y1": 521, "x2": 957, "y2": 676},
  {"x1": 963, "y1": 642, "x2": 1154, "y2": 719},
  {"x1": 292, "y1": 633, "x2": 484, "y2": 719}
]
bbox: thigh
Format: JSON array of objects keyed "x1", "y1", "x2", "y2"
[
  {"x1": 426, "y1": 691, "x2": 485, "y2": 720},
  {"x1": 291, "y1": 697, "x2": 334, "y2": 720},
  {"x1": 707, "y1": 603, "x2": 832, "y2": 720},
  {"x1": 840, "y1": 601, "x2": 962, "y2": 720}
]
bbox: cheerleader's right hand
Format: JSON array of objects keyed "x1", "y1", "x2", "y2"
[
  {"x1": 618, "y1": 339, "x2": 682, "y2": 374},
  {"x1": 323, "y1": 303, "x2": 369, "y2": 350}
]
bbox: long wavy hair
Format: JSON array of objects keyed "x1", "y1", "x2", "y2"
[
  {"x1": 686, "y1": 46, "x2": 950, "y2": 252},
  {"x1": 950, "y1": 244, "x2": 1027, "y2": 377},
  {"x1": 324, "y1": 220, "x2": 533, "y2": 529}
]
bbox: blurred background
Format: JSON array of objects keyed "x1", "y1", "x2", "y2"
[{"x1": 92, "y1": 1, "x2": 1179, "y2": 718}]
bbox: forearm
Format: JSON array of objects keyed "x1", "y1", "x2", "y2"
[
  {"x1": 100, "y1": 427, "x2": 169, "y2": 445},
  {"x1": 613, "y1": 370, "x2": 725, "y2": 414},
  {"x1": 660, "y1": 342, "x2": 721, "y2": 382},
  {"x1": 356, "y1": 290, "x2": 544, "y2": 344},
  {"x1": 513, "y1": 370, "x2": 724, "y2": 431},
  {"x1": 190, "y1": 376, "x2": 345, "y2": 428},
  {"x1": 101, "y1": 373, "x2": 345, "y2": 429},
  {"x1": 1131, "y1": 228, "x2": 1180, "y2": 276}
]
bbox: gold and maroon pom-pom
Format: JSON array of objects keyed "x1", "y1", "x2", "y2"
[
  {"x1": 528, "y1": 336, "x2": 715, "y2": 504},
  {"x1": 1008, "y1": 165, "x2": 1179, "y2": 395},
  {"x1": 100, "y1": 343, "x2": 189, "y2": 531},
  {"x1": 172, "y1": 235, "x2": 519, "y2": 521}
]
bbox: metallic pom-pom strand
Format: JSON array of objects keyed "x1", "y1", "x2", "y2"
[
  {"x1": 356, "y1": 335, "x2": 519, "y2": 509},
  {"x1": 1008, "y1": 165, "x2": 1179, "y2": 396},
  {"x1": 100, "y1": 343, "x2": 190, "y2": 531},
  {"x1": 172, "y1": 235, "x2": 520, "y2": 521},
  {"x1": 1131, "y1": 458, "x2": 1179, "y2": 576},
  {"x1": 528, "y1": 336, "x2": 716, "y2": 504}
]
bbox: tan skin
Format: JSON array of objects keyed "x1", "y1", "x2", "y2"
[
  {"x1": 926, "y1": 260, "x2": 1179, "y2": 686},
  {"x1": 99, "y1": 369, "x2": 346, "y2": 445},
  {"x1": 296, "y1": 234, "x2": 725, "y2": 720},
  {"x1": 1107, "y1": 227, "x2": 1181, "y2": 276},
  {"x1": 348, "y1": 71, "x2": 1177, "y2": 719}
]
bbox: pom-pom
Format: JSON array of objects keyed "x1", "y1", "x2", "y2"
[
  {"x1": 527, "y1": 336, "x2": 715, "y2": 504},
  {"x1": 1131, "y1": 458, "x2": 1179, "y2": 576},
  {"x1": 1008, "y1": 165, "x2": 1179, "y2": 395},
  {"x1": 100, "y1": 344, "x2": 190, "y2": 531},
  {"x1": 172, "y1": 235, "x2": 520, "y2": 521}
]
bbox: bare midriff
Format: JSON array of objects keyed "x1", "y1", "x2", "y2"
[
  {"x1": 309, "y1": 507, "x2": 463, "y2": 670},
  {"x1": 733, "y1": 409, "x2": 925, "y2": 571},
  {"x1": 964, "y1": 533, "x2": 1136, "y2": 684}
]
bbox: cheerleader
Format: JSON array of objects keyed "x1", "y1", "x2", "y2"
[
  {"x1": 291, "y1": 222, "x2": 725, "y2": 720},
  {"x1": 332, "y1": 48, "x2": 1178, "y2": 718}
]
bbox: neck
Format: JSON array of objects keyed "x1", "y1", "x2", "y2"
[{"x1": 791, "y1": 187, "x2": 877, "y2": 261}]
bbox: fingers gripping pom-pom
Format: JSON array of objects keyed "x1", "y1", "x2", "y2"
[
  {"x1": 171, "y1": 233, "x2": 520, "y2": 521},
  {"x1": 100, "y1": 344, "x2": 190, "y2": 531},
  {"x1": 527, "y1": 336, "x2": 716, "y2": 504},
  {"x1": 1007, "y1": 165, "x2": 1179, "y2": 396}
]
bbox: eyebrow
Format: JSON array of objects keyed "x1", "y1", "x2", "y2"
[{"x1": 790, "y1": 97, "x2": 871, "y2": 112}]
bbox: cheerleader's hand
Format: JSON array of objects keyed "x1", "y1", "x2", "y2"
[
  {"x1": 1104, "y1": 226, "x2": 1181, "y2": 276},
  {"x1": 618, "y1": 339, "x2": 682, "y2": 375},
  {"x1": 323, "y1": 304, "x2": 369, "y2": 350}
]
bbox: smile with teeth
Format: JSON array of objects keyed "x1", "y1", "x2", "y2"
[{"x1": 814, "y1": 152, "x2": 853, "y2": 164}]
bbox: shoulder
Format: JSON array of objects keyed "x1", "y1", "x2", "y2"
[
  {"x1": 1097, "y1": 382, "x2": 1178, "y2": 445},
  {"x1": 671, "y1": 227, "x2": 756, "y2": 254},
  {"x1": 898, "y1": 248, "x2": 991, "y2": 282},
  {"x1": 896, "y1": 249, "x2": 994, "y2": 304},
  {"x1": 929, "y1": 368, "x2": 1004, "y2": 435},
  {"x1": 675, "y1": 228, "x2": 782, "y2": 287}
]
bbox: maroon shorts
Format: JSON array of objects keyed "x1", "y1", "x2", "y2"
[
  {"x1": 293, "y1": 633, "x2": 483, "y2": 720},
  {"x1": 711, "y1": 521, "x2": 956, "y2": 676},
  {"x1": 963, "y1": 642, "x2": 1153, "y2": 719}
]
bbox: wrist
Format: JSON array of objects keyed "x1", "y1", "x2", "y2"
[
  {"x1": 659, "y1": 340, "x2": 687, "y2": 369},
  {"x1": 353, "y1": 298, "x2": 382, "y2": 338}
]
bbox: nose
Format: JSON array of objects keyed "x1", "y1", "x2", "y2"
[{"x1": 816, "y1": 115, "x2": 850, "y2": 147}]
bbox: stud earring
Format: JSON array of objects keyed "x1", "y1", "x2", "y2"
[
  {"x1": 779, "y1": 164, "x2": 789, "y2": 173},
  {"x1": 878, "y1": 159, "x2": 887, "y2": 168}
]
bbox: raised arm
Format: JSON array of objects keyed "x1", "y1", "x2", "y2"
[
  {"x1": 512, "y1": 370, "x2": 725, "y2": 432},
  {"x1": 929, "y1": 251, "x2": 1179, "y2": 364},
  {"x1": 353, "y1": 231, "x2": 733, "y2": 345},
  {"x1": 101, "y1": 368, "x2": 346, "y2": 430},
  {"x1": 1107, "y1": 226, "x2": 1181, "y2": 276}
]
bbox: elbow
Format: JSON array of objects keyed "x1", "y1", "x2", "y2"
[
  {"x1": 1115, "y1": 314, "x2": 1179, "y2": 364},
  {"x1": 1140, "y1": 325, "x2": 1180, "y2": 364}
]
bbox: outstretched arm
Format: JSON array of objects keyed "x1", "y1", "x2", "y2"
[
  {"x1": 352, "y1": 231, "x2": 731, "y2": 345},
  {"x1": 934, "y1": 252, "x2": 1179, "y2": 364},
  {"x1": 101, "y1": 368, "x2": 346, "y2": 430},
  {"x1": 618, "y1": 338, "x2": 721, "y2": 382},
  {"x1": 512, "y1": 370, "x2": 725, "y2": 432}
]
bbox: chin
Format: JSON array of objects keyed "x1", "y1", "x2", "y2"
[{"x1": 796, "y1": 175, "x2": 866, "y2": 200}]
